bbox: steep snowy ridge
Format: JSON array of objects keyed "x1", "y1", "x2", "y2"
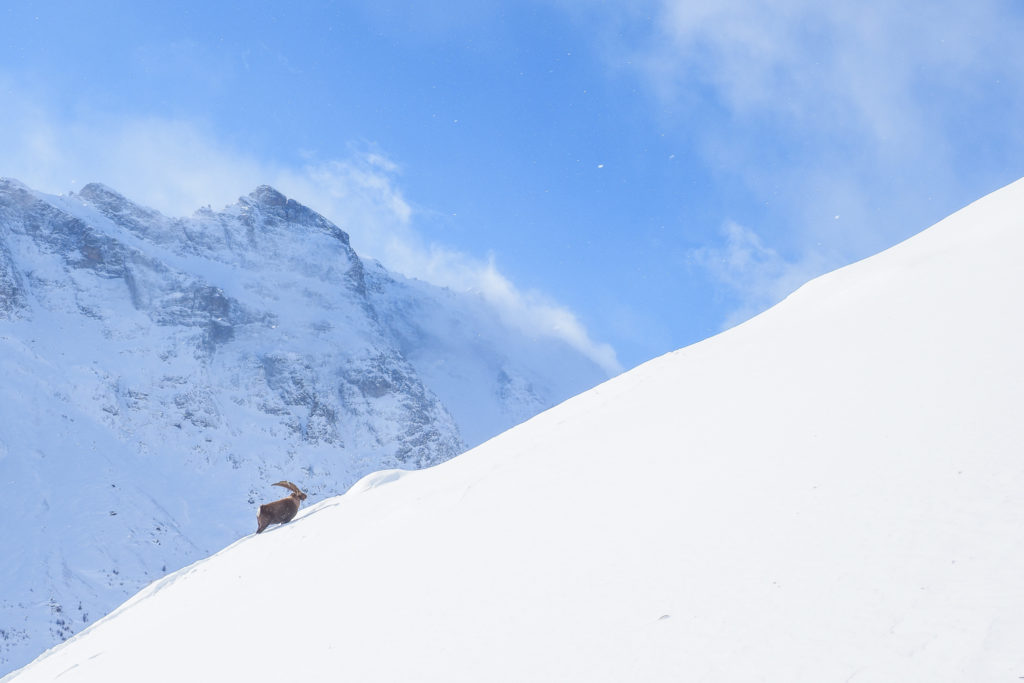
[
  {"x1": 6, "y1": 176, "x2": 1023, "y2": 681},
  {"x1": 0, "y1": 179, "x2": 608, "y2": 673}
]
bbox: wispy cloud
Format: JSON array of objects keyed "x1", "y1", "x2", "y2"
[
  {"x1": 689, "y1": 221, "x2": 825, "y2": 329},
  {"x1": 642, "y1": 1, "x2": 1024, "y2": 158},
  {"x1": 0, "y1": 80, "x2": 621, "y2": 375},
  {"x1": 278, "y1": 156, "x2": 623, "y2": 374},
  {"x1": 0, "y1": 83, "x2": 267, "y2": 212}
]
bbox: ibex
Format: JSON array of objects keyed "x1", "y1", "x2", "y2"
[{"x1": 256, "y1": 481, "x2": 307, "y2": 534}]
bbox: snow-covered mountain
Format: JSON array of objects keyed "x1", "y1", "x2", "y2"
[
  {"x1": 0, "y1": 178, "x2": 609, "y2": 673},
  {"x1": 5, "y1": 174, "x2": 1022, "y2": 682}
]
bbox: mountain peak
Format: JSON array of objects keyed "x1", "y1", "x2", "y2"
[
  {"x1": 236, "y1": 184, "x2": 352, "y2": 249},
  {"x1": 246, "y1": 185, "x2": 287, "y2": 208},
  {"x1": 0, "y1": 177, "x2": 31, "y2": 191},
  {"x1": 79, "y1": 182, "x2": 130, "y2": 206},
  {"x1": 77, "y1": 183, "x2": 166, "y2": 225}
]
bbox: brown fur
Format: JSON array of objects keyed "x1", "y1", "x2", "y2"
[{"x1": 256, "y1": 481, "x2": 307, "y2": 534}]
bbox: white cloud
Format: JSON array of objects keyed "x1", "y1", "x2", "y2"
[{"x1": 0, "y1": 82, "x2": 620, "y2": 375}]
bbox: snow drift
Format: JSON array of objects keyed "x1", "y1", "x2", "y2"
[{"x1": 5, "y1": 176, "x2": 1024, "y2": 681}]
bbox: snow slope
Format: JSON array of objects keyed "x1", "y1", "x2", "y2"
[{"x1": 5, "y1": 176, "x2": 1024, "y2": 682}]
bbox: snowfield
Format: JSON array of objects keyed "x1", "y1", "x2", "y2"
[{"x1": 5, "y1": 176, "x2": 1024, "y2": 681}]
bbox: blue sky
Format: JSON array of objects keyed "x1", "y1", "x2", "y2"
[{"x1": 3, "y1": 1, "x2": 1024, "y2": 372}]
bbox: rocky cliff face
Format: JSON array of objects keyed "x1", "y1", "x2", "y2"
[{"x1": 0, "y1": 178, "x2": 609, "y2": 672}]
